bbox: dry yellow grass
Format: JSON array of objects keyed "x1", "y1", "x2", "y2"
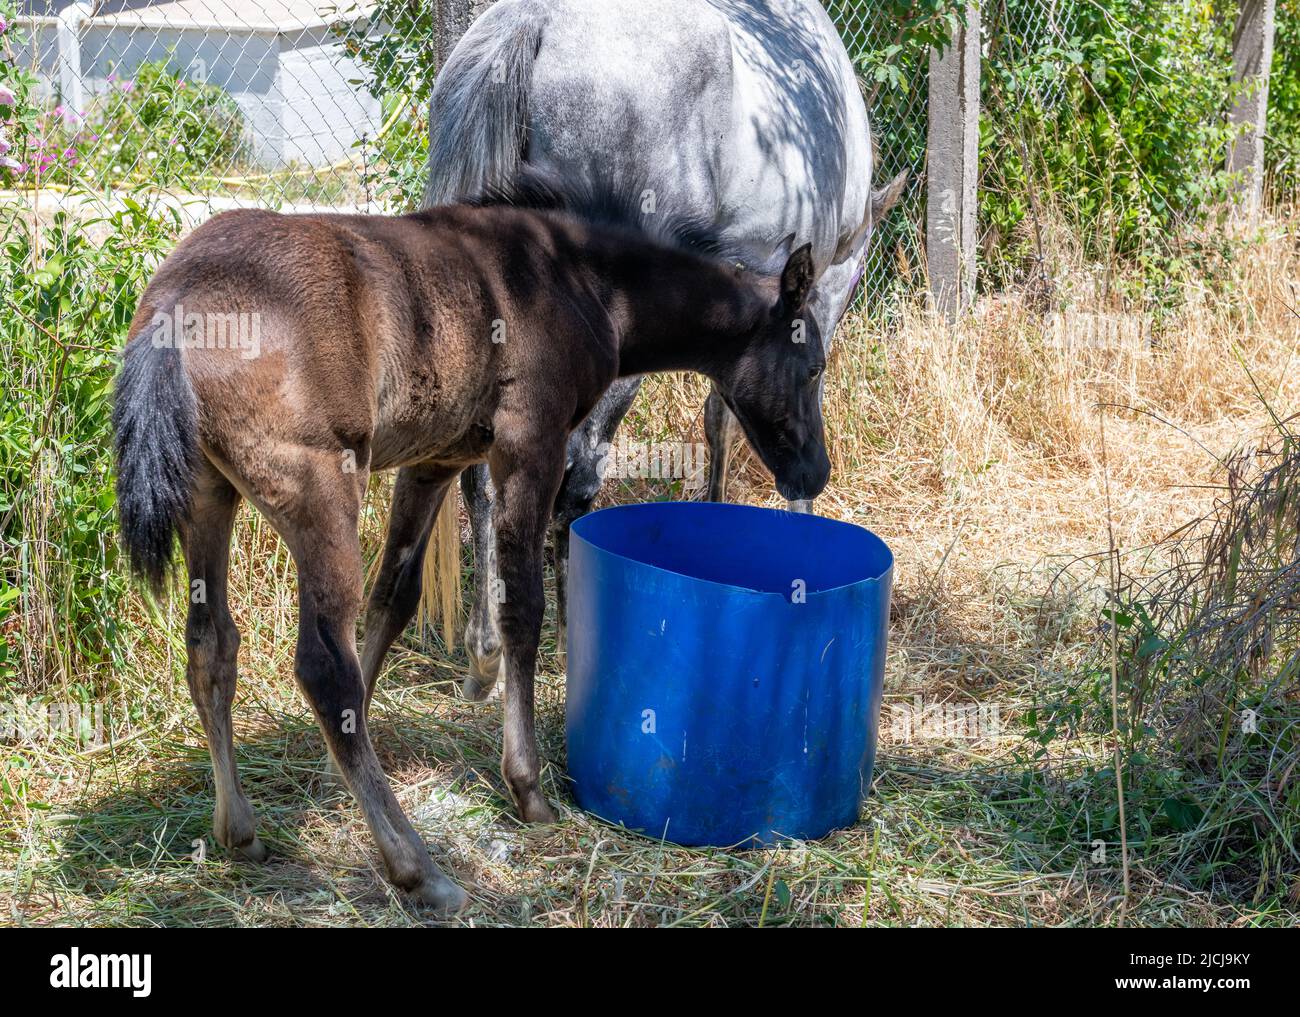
[{"x1": 3, "y1": 209, "x2": 1298, "y2": 927}]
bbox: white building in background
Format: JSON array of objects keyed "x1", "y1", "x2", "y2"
[{"x1": 16, "y1": 0, "x2": 384, "y2": 169}]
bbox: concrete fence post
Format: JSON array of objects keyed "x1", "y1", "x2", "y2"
[
  {"x1": 1227, "y1": 0, "x2": 1277, "y2": 216},
  {"x1": 926, "y1": 1, "x2": 982, "y2": 321}
]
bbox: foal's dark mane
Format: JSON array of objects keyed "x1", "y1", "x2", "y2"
[{"x1": 457, "y1": 170, "x2": 746, "y2": 266}]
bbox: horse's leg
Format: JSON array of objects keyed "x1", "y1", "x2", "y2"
[
  {"x1": 491, "y1": 439, "x2": 567, "y2": 824},
  {"x1": 460, "y1": 464, "x2": 503, "y2": 702},
  {"x1": 181, "y1": 460, "x2": 265, "y2": 862},
  {"x1": 359, "y1": 464, "x2": 457, "y2": 713},
  {"x1": 550, "y1": 377, "x2": 642, "y2": 656},
  {"x1": 704, "y1": 385, "x2": 739, "y2": 503},
  {"x1": 286, "y1": 455, "x2": 464, "y2": 911}
]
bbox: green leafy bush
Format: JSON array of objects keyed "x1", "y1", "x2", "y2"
[
  {"x1": 981, "y1": 0, "x2": 1239, "y2": 293},
  {"x1": 42, "y1": 60, "x2": 247, "y2": 188},
  {"x1": 0, "y1": 197, "x2": 181, "y2": 688},
  {"x1": 331, "y1": 1, "x2": 435, "y2": 209},
  {"x1": 1, "y1": 9, "x2": 183, "y2": 687},
  {"x1": 1268, "y1": 0, "x2": 1300, "y2": 196},
  {"x1": 1, "y1": 44, "x2": 247, "y2": 190}
]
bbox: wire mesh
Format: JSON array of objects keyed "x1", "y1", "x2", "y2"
[
  {"x1": 0, "y1": 1, "x2": 1277, "y2": 312},
  {"x1": 5, "y1": 1, "x2": 949, "y2": 313}
]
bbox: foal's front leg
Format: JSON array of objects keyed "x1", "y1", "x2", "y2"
[{"x1": 490, "y1": 440, "x2": 567, "y2": 824}]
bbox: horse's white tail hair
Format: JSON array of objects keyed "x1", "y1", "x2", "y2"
[
  {"x1": 420, "y1": 0, "x2": 548, "y2": 645},
  {"x1": 422, "y1": 0, "x2": 550, "y2": 208},
  {"x1": 418, "y1": 496, "x2": 462, "y2": 650}
]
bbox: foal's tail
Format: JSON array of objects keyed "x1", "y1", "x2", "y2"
[
  {"x1": 422, "y1": 0, "x2": 550, "y2": 207},
  {"x1": 111, "y1": 335, "x2": 199, "y2": 595}
]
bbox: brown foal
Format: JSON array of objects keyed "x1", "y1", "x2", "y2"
[{"x1": 113, "y1": 181, "x2": 830, "y2": 911}]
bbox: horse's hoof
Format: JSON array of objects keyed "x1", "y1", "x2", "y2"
[
  {"x1": 461, "y1": 647, "x2": 503, "y2": 702},
  {"x1": 321, "y1": 753, "x2": 345, "y2": 785},
  {"x1": 310, "y1": 754, "x2": 348, "y2": 799},
  {"x1": 460, "y1": 676, "x2": 493, "y2": 702},
  {"x1": 232, "y1": 836, "x2": 269, "y2": 864},
  {"x1": 408, "y1": 874, "x2": 469, "y2": 914}
]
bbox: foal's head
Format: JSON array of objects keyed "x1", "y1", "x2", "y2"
[
  {"x1": 714, "y1": 244, "x2": 831, "y2": 504},
  {"x1": 469, "y1": 169, "x2": 833, "y2": 502}
]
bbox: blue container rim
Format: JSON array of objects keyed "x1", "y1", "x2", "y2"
[{"x1": 570, "y1": 501, "x2": 894, "y2": 599}]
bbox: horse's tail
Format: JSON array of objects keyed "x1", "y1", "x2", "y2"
[
  {"x1": 422, "y1": 0, "x2": 549, "y2": 207},
  {"x1": 418, "y1": 496, "x2": 462, "y2": 651},
  {"x1": 111, "y1": 333, "x2": 199, "y2": 595}
]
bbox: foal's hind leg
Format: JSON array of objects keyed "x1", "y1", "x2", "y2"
[
  {"x1": 704, "y1": 385, "x2": 739, "y2": 503},
  {"x1": 359, "y1": 464, "x2": 457, "y2": 712},
  {"x1": 317, "y1": 465, "x2": 454, "y2": 787},
  {"x1": 285, "y1": 461, "x2": 464, "y2": 911},
  {"x1": 182, "y1": 462, "x2": 265, "y2": 862}
]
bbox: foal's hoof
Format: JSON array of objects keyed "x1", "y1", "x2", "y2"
[
  {"x1": 518, "y1": 792, "x2": 559, "y2": 826},
  {"x1": 461, "y1": 647, "x2": 504, "y2": 702},
  {"x1": 408, "y1": 874, "x2": 469, "y2": 915}
]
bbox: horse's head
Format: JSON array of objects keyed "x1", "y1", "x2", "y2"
[{"x1": 713, "y1": 244, "x2": 831, "y2": 504}]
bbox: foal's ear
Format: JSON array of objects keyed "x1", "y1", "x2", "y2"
[{"x1": 778, "y1": 243, "x2": 815, "y2": 317}]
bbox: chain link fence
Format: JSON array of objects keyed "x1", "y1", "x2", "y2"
[
  {"x1": 0, "y1": 1, "x2": 1090, "y2": 306},
  {"x1": 831, "y1": 0, "x2": 1080, "y2": 304},
  {"x1": 0, "y1": 0, "x2": 1289, "y2": 317}
]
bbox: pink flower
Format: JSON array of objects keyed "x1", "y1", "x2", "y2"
[
  {"x1": 2, "y1": 156, "x2": 27, "y2": 173},
  {"x1": 0, "y1": 85, "x2": 16, "y2": 107}
]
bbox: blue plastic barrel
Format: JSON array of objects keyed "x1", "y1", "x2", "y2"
[{"x1": 565, "y1": 502, "x2": 893, "y2": 847}]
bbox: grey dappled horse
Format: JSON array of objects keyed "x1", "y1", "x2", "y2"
[{"x1": 423, "y1": 0, "x2": 904, "y2": 695}]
